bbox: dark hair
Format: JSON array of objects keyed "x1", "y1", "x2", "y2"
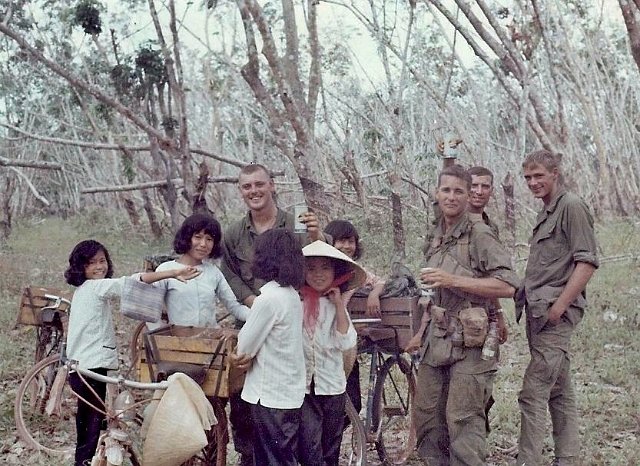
[
  {"x1": 324, "y1": 220, "x2": 362, "y2": 260},
  {"x1": 468, "y1": 166, "x2": 494, "y2": 183},
  {"x1": 173, "y1": 213, "x2": 222, "y2": 258},
  {"x1": 438, "y1": 164, "x2": 472, "y2": 191},
  {"x1": 64, "y1": 240, "x2": 114, "y2": 287},
  {"x1": 252, "y1": 228, "x2": 304, "y2": 289},
  {"x1": 238, "y1": 163, "x2": 271, "y2": 181}
]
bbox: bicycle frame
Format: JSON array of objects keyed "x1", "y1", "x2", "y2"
[
  {"x1": 34, "y1": 294, "x2": 72, "y2": 362},
  {"x1": 351, "y1": 320, "x2": 417, "y2": 465},
  {"x1": 66, "y1": 358, "x2": 170, "y2": 465}
]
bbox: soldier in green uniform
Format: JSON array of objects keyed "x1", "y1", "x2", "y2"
[
  {"x1": 468, "y1": 165, "x2": 500, "y2": 236},
  {"x1": 221, "y1": 163, "x2": 325, "y2": 466},
  {"x1": 468, "y1": 165, "x2": 508, "y2": 343},
  {"x1": 515, "y1": 150, "x2": 598, "y2": 466},
  {"x1": 414, "y1": 165, "x2": 520, "y2": 466}
]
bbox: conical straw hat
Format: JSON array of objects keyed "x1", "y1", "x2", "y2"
[{"x1": 302, "y1": 240, "x2": 367, "y2": 291}]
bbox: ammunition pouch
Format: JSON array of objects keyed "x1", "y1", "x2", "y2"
[
  {"x1": 424, "y1": 306, "x2": 465, "y2": 367},
  {"x1": 459, "y1": 307, "x2": 488, "y2": 348}
]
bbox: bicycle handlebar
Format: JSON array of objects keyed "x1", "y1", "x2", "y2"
[
  {"x1": 42, "y1": 294, "x2": 72, "y2": 309},
  {"x1": 65, "y1": 359, "x2": 169, "y2": 391}
]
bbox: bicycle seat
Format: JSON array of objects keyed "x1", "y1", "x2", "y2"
[
  {"x1": 39, "y1": 309, "x2": 65, "y2": 326},
  {"x1": 358, "y1": 326, "x2": 397, "y2": 342}
]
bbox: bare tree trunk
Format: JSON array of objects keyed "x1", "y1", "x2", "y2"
[
  {"x1": 619, "y1": 0, "x2": 640, "y2": 74},
  {"x1": 121, "y1": 195, "x2": 141, "y2": 226},
  {"x1": 340, "y1": 149, "x2": 367, "y2": 211},
  {"x1": 192, "y1": 162, "x2": 213, "y2": 215},
  {"x1": 501, "y1": 172, "x2": 515, "y2": 249},
  {"x1": 142, "y1": 190, "x2": 163, "y2": 240},
  {"x1": 389, "y1": 174, "x2": 406, "y2": 262},
  {"x1": 0, "y1": 177, "x2": 14, "y2": 242},
  {"x1": 235, "y1": 0, "x2": 333, "y2": 217}
]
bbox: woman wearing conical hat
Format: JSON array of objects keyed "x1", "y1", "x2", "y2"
[{"x1": 297, "y1": 241, "x2": 366, "y2": 466}]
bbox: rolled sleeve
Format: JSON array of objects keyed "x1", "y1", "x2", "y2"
[
  {"x1": 472, "y1": 225, "x2": 521, "y2": 290},
  {"x1": 564, "y1": 195, "x2": 599, "y2": 269},
  {"x1": 333, "y1": 323, "x2": 357, "y2": 351}
]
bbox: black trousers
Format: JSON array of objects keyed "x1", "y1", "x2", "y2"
[
  {"x1": 68, "y1": 368, "x2": 108, "y2": 466},
  {"x1": 230, "y1": 391, "x2": 254, "y2": 463},
  {"x1": 345, "y1": 359, "x2": 362, "y2": 413},
  {"x1": 298, "y1": 388, "x2": 346, "y2": 466},
  {"x1": 250, "y1": 402, "x2": 300, "y2": 466}
]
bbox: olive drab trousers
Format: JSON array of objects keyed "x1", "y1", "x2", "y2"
[
  {"x1": 516, "y1": 314, "x2": 579, "y2": 466},
  {"x1": 414, "y1": 347, "x2": 495, "y2": 466}
]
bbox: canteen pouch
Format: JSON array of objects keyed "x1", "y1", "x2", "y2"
[
  {"x1": 431, "y1": 305, "x2": 448, "y2": 331},
  {"x1": 425, "y1": 306, "x2": 464, "y2": 367},
  {"x1": 459, "y1": 307, "x2": 488, "y2": 347}
]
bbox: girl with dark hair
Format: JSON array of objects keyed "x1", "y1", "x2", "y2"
[
  {"x1": 298, "y1": 240, "x2": 366, "y2": 466},
  {"x1": 64, "y1": 240, "x2": 199, "y2": 466},
  {"x1": 324, "y1": 219, "x2": 385, "y2": 316},
  {"x1": 233, "y1": 228, "x2": 305, "y2": 466},
  {"x1": 154, "y1": 213, "x2": 250, "y2": 327}
]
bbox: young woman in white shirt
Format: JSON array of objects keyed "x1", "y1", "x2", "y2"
[
  {"x1": 233, "y1": 228, "x2": 306, "y2": 466},
  {"x1": 324, "y1": 219, "x2": 386, "y2": 418},
  {"x1": 64, "y1": 239, "x2": 198, "y2": 466},
  {"x1": 155, "y1": 213, "x2": 250, "y2": 327},
  {"x1": 298, "y1": 241, "x2": 366, "y2": 466}
]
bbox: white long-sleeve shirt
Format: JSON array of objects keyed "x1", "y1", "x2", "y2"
[
  {"x1": 237, "y1": 281, "x2": 305, "y2": 409},
  {"x1": 303, "y1": 297, "x2": 357, "y2": 395},
  {"x1": 155, "y1": 260, "x2": 250, "y2": 328},
  {"x1": 66, "y1": 276, "x2": 132, "y2": 370}
]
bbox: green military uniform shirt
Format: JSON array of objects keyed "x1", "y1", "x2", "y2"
[
  {"x1": 221, "y1": 208, "x2": 296, "y2": 304},
  {"x1": 425, "y1": 212, "x2": 520, "y2": 314},
  {"x1": 520, "y1": 190, "x2": 599, "y2": 324}
]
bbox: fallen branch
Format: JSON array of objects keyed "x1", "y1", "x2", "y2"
[
  {"x1": 1, "y1": 122, "x2": 246, "y2": 168},
  {"x1": 0, "y1": 156, "x2": 62, "y2": 170},
  {"x1": 82, "y1": 176, "x2": 237, "y2": 194},
  {"x1": 8, "y1": 167, "x2": 50, "y2": 206}
]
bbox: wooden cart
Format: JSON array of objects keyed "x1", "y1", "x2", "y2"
[
  {"x1": 136, "y1": 324, "x2": 245, "y2": 398},
  {"x1": 347, "y1": 296, "x2": 422, "y2": 351},
  {"x1": 15, "y1": 286, "x2": 72, "y2": 327}
]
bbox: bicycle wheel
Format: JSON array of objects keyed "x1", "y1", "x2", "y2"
[
  {"x1": 371, "y1": 355, "x2": 416, "y2": 465},
  {"x1": 14, "y1": 353, "x2": 77, "y2": 455},
  {"x1": 339, "y1": 396, "x2": 367, "y2": 466}
]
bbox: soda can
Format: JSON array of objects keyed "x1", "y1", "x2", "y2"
[{"x1": 293, "y1": 204, "x2": 308, "y2": 233}]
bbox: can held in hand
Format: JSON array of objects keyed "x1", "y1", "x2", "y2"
[{"x1": 293, "y1": 204, "x2": 308, "y2": 233}]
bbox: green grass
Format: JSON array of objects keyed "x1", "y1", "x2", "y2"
[{"x1": 1, "y1": 213, "x2": 639, "y2": 465}]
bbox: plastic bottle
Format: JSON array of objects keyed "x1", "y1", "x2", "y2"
[
  {"x1": 114, "y1": 390, "x2": 135, "y2": 421},
  {"x1": 481, "y1": 321, "x2": 499, "y2": 360}
]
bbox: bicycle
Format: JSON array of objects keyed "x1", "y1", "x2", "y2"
[
  {"x1": 15, "y1": 286, "x2": 72, "y2": 362},
  {"x1": 339, "y1": 317, "x2": 418, "y2": 466},
  {"x1": 14, "y1": 351, "x2": 222, "y2": 465}
]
